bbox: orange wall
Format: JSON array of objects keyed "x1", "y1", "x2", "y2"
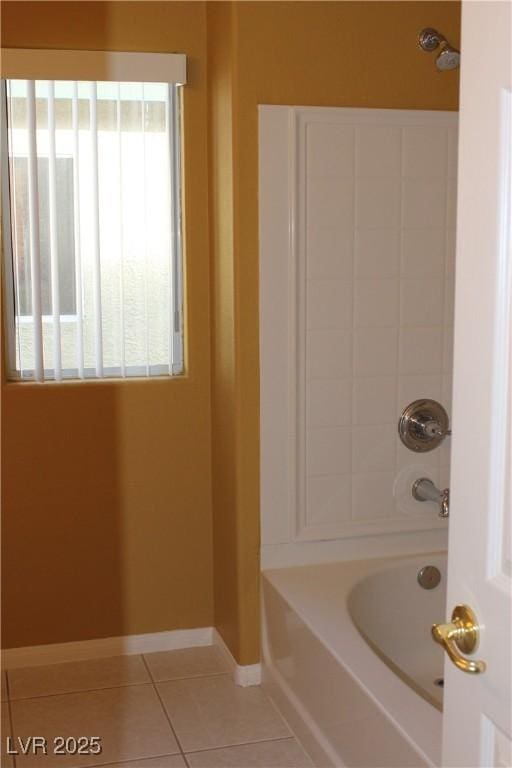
[
  {"x1": 1, "y1": 2, "x2": 214, "y2": 648},
  {"x1": 206, "y1": 4, "x2": 240, "y2": 661},
  {"x1": 209, "y1": 1, "x2": 460, "y2": 664}
]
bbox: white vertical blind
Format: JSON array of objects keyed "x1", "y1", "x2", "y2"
[
  {"x1": 2, "y1": 78, "x2": 184, "y2": 381},
  {"x1": 47, "y1": 80, "x2": 62, "y2": 380},
  {"x1": 1, "y1": 80, "x2": 20, "y2": 377},
  {"x1": 141, "y1": 83, "x2": 150, "y2": 377},
  {"x1": 72, "y1": 81, "x2": 85, "y2": 379},
  {"x1": 116, "y1": 82, "x2": 126, "y2": 378},
  {"x1": 167, "y1": 83, "x2": 183, "y2": 372},
  {"x1": 26, "y1": 80, "x2": 44, "y2": 381},
  {"x1": 89, "y1": 81, "x2": 103, "y2": 378}
]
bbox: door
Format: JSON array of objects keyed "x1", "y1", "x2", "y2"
[{"x1": 443, "y1": 2, "x2": 511, "y2": 766}]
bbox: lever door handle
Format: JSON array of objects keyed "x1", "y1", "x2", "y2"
[{"x1": 431, "y1": 604, "x2": 486, "y2": 674}]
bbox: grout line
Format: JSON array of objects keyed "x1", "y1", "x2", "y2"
[
  {"x1": 146, "y1": 671, "x2": 229, "y2": 684},
  {"x1": 349, "y1": 125, "x2": 357, "y2": 521},
  {"x1": 141, "y1": 655, "x2": 186, "y2": 760},
  {"x1": 7, "y1": 669, "x2": 231, "y2": 704},
  {"x1": 260, "y1": 684, "x2": 295, "y2": 740},
  {"x1": 5, "y1": 673, "x2": 17, "y2": 768},
  {"x1": 396, "y1": 125, "x2": 405, "y2": 483},
  {"x1": 183, "y1": 735, "x2": 297, "y2": 756},
  {"x1": 440, "y1": 129, "x2": 449, "y2": 388},
  {"x1": 80, "y1": 752, "x2": 183, "y2": 768},
  {"x1": 141, "y1": 652, "x2": 231, "y2": 686},
  {"x1": 5, "y1": 679, "x2": 154, "y2": 702}
]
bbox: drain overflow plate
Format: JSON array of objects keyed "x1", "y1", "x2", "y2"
[{"x1": 417, "y1": 565, "x2": 441, "y2": 589}]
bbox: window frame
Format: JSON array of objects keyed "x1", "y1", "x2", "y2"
[{"x1": 1, "y1": 49, "x2": 187, "y2": 383}]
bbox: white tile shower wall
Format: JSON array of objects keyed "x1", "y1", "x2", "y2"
[
  {"x1": 300, "y1": 108, "x2": 456, "y2": 540},
  {"x1": 259, "y1": 106, "x2": 456, "y2": 563}
]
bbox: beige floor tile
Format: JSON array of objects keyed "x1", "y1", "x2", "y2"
[
  {"x1": 2, "y1": 703, "x2": 15, "y2": 768},
  {"x1": 186, "y1": 738, "x2": 313, "y2": 767},
  {"x1": 9, "y1": 655, "x2": 150, "y2": 700},
  {"x1": 157, "y1": 677, "x2": 290, "y2": 753},
  {"x1": 1, "y1": 671, "x2": 8, "y2": 701},
  {"x1": 10, "y1": 684, "x2": 179, "y2": 767},
  {"x1": 144, "y1": 647, "x2": 229, "y2": 682},
  {"x1": 104, "y1": 756, "x2": 186, "y2": 768}
]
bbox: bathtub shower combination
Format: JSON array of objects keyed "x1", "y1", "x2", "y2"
[{"x1": 259, "y1": 101, "x2": 458, "y2": 766}]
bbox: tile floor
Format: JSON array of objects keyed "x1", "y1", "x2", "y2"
[{"x1": 1, "y1": 647, "x2": 312, "y2": 768}]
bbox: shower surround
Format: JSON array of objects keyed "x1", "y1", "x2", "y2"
[{"x1": 259, "y1": 106, "x2": 457, "y2": 566}]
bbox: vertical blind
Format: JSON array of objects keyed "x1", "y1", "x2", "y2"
[{"x1": 2, "y1": 78, "x2": 183, "y2": 381}]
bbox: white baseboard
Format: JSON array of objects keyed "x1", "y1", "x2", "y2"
[
  {"x1": 1, "y1": 627, "x2": 213, "y2": 670},
  {"x1": 213, "y1": 629, "x2": 261, "y2": 687},
  {"x1": 2, "y1": 626, "x2": 262, "y2": 686}
]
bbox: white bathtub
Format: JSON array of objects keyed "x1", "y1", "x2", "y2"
[{"x1": 261, "y1": 552, "x2": 447, "y2": 767}]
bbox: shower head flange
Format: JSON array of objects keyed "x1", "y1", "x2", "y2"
[{"x1": 419, "y1": 27, "x2": 445, "y2": 52}]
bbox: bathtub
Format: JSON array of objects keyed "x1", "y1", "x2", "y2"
[{"x1": 261, "y1": 552, "x2": 446, "y2": 768}]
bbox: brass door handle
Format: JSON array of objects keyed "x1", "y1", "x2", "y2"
[{"x1": 431, "y1": 604, "x2": 486, "y2": 674}]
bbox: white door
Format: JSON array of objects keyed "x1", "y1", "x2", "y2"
[{"x1": 443, "y1": 2, "x2": 512, "y2": 766}]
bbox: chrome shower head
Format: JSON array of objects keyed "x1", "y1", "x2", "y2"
[
  {"x1": 436, "y1": 46, "x2": 460, "y2": 71},
  {"x1": 419, "y1": 27, "x2": 460, "y2": 71}
]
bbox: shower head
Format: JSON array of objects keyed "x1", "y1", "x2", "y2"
[
  {"x1": 435, "y1": 46, "x2": 460, "y2": 72},
  {"x1": 419, "y1": 27, "x2": 460, "y2": 71}
]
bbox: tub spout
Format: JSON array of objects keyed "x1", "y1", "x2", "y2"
[{"x1": 412, "y1": 477, "x2": 449, "y2": 518}]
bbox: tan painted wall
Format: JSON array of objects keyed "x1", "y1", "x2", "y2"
[
  {"x1": 209, "y1": 1, "x2": 460, "y2": 664},
  {"x1": 1, "y1": 2, "x2": 214, "y2": 648},
  {"x1": 206, "y1": 4, "x2": 240, "y2": 661}
]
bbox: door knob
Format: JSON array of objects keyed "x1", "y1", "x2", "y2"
[{"x1": 432, "y1": 604, "x2": 486, "y2": 674}]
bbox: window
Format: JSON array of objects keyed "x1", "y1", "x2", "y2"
[{"x1": 1, "y1": 51, "x2": 186, "y2": 381}]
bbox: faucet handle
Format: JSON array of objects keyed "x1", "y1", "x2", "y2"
[
  {"x1": 423, "y1": 419, "x2": 452, "y2": 439},
  {"x1": 399, "y1": 399, "x2": 451, "y2": 453},
  {"x1": 439, "y1": 487, "x2": 450, "y2": 518}
]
